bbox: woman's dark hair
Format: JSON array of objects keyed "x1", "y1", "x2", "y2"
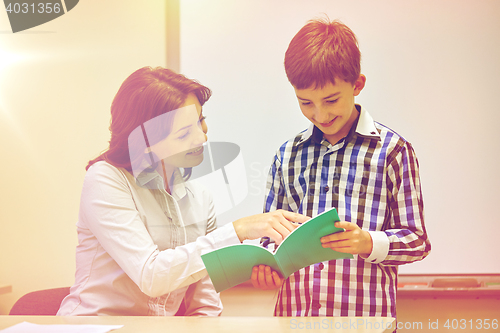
[{"x1": 87, "y1": 67, "x2": 211, "y2": 174}]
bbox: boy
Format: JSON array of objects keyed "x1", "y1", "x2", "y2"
[{"x1": 251, "y1": 18, "x2": 430, "y2": 318}]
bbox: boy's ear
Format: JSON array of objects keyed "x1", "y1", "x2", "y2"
[{"x1": 353, "y1": 74, "x2": 366, "y2": 96}]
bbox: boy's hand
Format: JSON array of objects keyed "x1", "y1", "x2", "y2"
[
  {"x1": 320, "y1": 221, "x2": 373, "y2": 257},
  {"x1": 251, "y1": 265, "x2": 284, "y2": 290}
]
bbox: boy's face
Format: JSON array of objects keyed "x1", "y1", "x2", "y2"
[{"x1": 294, "y1": 75, "x2": 366, "y2": 145}]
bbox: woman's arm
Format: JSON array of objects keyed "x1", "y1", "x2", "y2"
[
  {"x1": 81, "y1": 162, "x2": 306, "y2": 297},
  {"x1": 182, "y1": 274, "x2": 222, "y2": 316},
  {"x1": 80, "y1": 162, "x2": 238, "y2": 297}
]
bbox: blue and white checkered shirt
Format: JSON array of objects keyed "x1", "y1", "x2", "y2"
[{"x1": 264, "y1": 105, "x2": 430, "y2": 317}]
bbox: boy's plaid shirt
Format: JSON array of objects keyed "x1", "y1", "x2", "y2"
[{"x1": 264, "y1": 105, "x2": 430, "y2": 317}]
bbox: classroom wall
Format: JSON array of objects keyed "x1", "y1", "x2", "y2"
[{"x1": 0, "y1": 1, "x2": 166, "y2": 315}]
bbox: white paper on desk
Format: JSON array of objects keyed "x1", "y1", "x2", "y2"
[{"x1": 0, "y1": 322, "x2": 123, "y2": 333}]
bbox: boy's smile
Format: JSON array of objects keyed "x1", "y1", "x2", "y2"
[{"x1": 294, "y1": 75, "x2": 366, "y2": 145}]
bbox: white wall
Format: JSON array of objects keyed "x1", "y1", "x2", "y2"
[
  {"x1": 0, "y1": 1, "x2": 166, "y2": 314},
  {"x1": 180, "y1": 0, "x2": 500, "y2": 274}
]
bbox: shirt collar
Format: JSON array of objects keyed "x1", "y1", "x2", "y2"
[
  {"x1": 170, "y1": 169, "x2": 188, "y2": 200},
  {"x1": 297, "y1": 104, "x2": 380, "y2": 145},
  {"x1": 135, "y1": 169, "x2": 159, "y2": 187},
  {"x1": 355, "y1": 105, "x2": 381, "y2": 139},
  {"x1": 135, "y1": 167, "x2": 189, "y2": 200}
]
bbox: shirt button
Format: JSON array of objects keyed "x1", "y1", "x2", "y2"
[
  {"x1": 324, "y1": 185, "x2": 329, "y2": 193},
  {"x1": 371, "y1": 131, "x2": 376, "y2": 135},
  {"x1": 318, "y1": 263, "x2": 324, "y2": 270},
  {"x1": 312, "y1": 302, "x2": 321, "y2": 310}
]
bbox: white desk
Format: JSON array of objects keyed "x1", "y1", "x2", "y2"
[
  {"x1": 0, "y1": 286, "x2": 12, "y2": 295},
  {"x1": 0, "y1": 316, "x2": 395, "y2": 333}
]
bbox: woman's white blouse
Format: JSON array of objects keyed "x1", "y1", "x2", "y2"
[{"x1": 57, "y1": 161, "x2": 240, "y2": 316}]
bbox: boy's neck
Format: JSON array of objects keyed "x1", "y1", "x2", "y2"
[{"x1": 323, "y1": 105, "x2": 360, "y2": 145}]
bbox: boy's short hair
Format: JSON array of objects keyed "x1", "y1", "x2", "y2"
[{"x1": 284, "y1": 18, "x2": 361, "y2": 89}]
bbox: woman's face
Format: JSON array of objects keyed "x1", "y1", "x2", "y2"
[{"x1": 148, "y1": 93, "x2": 208, "y2": 171}]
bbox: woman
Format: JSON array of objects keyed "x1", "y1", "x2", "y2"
[{"x1": 57, "y1": 67, "x2": 305, "y2": 316}]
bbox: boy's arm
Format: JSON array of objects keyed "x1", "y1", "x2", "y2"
[
  {"x1": 320, "y1": 221, "x2": 375, "y2": 257},
  {"x1": 260, "y1": 154, "x2": 290, "y2": 249},
  {"x1": 264, "y1": 154, "x2": 289, "y2": 213},
  {"x1": 321, "y1": 142, "x2": 430, "y2": 265},
  {"x1": 375, "y1": 141, "x2": 430, "y2": 265}
]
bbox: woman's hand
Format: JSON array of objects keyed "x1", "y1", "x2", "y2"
[{"x1": 232, "y1": 209, "x2": 309, "y2": 244}]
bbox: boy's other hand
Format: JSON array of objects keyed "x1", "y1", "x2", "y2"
[
  {"x1": 233, "y1": 210, "x2": 308, "y2": 245},
  {"x1": 320, "y1": 221, "x2": 373, "y2": 257},
  {"x1": 251, "y1": 265, "x2": 283, "y2": 290}
]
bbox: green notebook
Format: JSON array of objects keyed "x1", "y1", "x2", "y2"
[{"x1": 201, "y1": 207, "x2": 353, "y2": 292}]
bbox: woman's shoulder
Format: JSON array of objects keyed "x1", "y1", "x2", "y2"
[
  {"x1": 86, "y1": 160, "x2": 118, "y2": 175},
  {"x1": 80, "y1": 162, "x2": 139, "y2": 207},
  {"x1": 84, "y1": 161, "x2": 131, "y2": 186}
]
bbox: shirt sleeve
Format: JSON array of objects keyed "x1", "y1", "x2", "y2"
[
  {"x1": 179, "y1": 188, "x2": 223, "y2": 316},
  {"x1": 263, "y1": 154, "x2": 289, "y2": 213},
  {"x1": 360, "y1": 230, "x2": 390, "y2": 264},
  {"x1": 260, "y1": 154, "x2": 289, "y2": 247},
  {"x1": 381, "y1": 141, "x2": 431, "y2": 266},
  {"x1": 80, "y1": 163, "x2": 240, "y2": 297},
  {"x1": 182, "y1": 274, "x2": 223, "y2": 316}
]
